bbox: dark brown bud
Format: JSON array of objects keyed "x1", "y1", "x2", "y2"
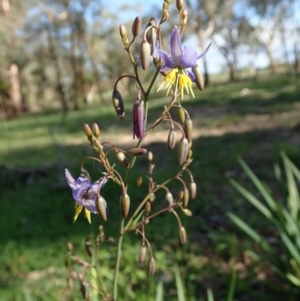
[
  {"x1": 140, "y1": 39, "x2": 151, "y2": 70},
  {"x1": 183, "y1": 188, "x2": 189, "y2": 208},
  {"x1": 178, "y1": 137, "x2": 189, "y2": 166},
  {"x1": 80, "y1": 282, "x2": 88, "y2": 299},
  {"x1": 132, "y1": 16, "x2": 142, "y2": 37},
  {"x1": 116, "y1": 151, "x2": 129, "y2": 168},
  {"x1": 192, "y1": 64, "x2": 204, "y2": 91},
  {"x1": 92, "y1": 123, "x2": 100, "y2": 138},
  {"x1": 184, "y1": 118, "x2": 193, "y2": 143},
  {"x1": 179, "y1": 226, "x2": 187, "y2": 245},
  {"x1": 127, "y1": 148, "x2": 147, "y2": 156},
  {"x1": 190, "y1": 181, "x2": 197, "y2": 199},
  {"x1": 145, "y1": 201, "x2": 151, "y2": 213},
  {"x1": 136, "y1": 176, "x2": 143, "y2": 187},
  {"x1": 178, "y1": 107, "x2": 186, "y2": 124},
  {"x1": 147, "y1": 151, "x2": 153, "y2": 161},
  {"x1": 84, "y1": 236, "x2": 92, "y2": 257},
  {"x1": 148, "y1": 257, "x2": 156, "y2": 276},
  {"x1": 176, "y1": 0, "x2": 184, "y2": 11},
  {"x1": 96, "y1": 196, "x2": 107, "y2": 221},
  {"x1": 120, "y1": 193, "x2": 130, "y2": 218},
  {"x1": 112, "y1": 90, "x2": 125, "y2": 118},
  {"x1": 133, "y1": 95, "x2": 145, "y2": 139},
  {"x1": 138, "y1": 244, "x2": 147, "y2": 263},
  {"x1": 83, "y1": 123, "x2": 92, "y2": 137},
  {"x1": 167, "y1": 129, "x2": 177, "y2": 149}
]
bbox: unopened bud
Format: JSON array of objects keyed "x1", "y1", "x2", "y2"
[
  {"x1": 133, "y1": 97, "x2": 145, "y2": 139},
  {"x1": 148, "y1": 151, "x2": 153, "y2": 161},
  {"x1": 178, "y1": 137, "x2": 189, "y2": 166},
  {"x1": 136, "y1": 176, "x2": 143, "y2": 187},
  {"x1": 167, "y1": 129, "x2": 177, "y2": 149},
  {"x1": 190, "y1": 181, "x2": 197, "y2": 199},
  {"x1": 145, "y1": 201, "x2": 151, "y2": 213},
  {"x1": 184, "y1": 118, "x2": 193, "y2": 143},
  {"x1": 179, "y1": 226, "x2": 187, "y2": 245},
  {"x1": 180, "y1": 9, "x2": 188, "y2": 27},
  {"x1": 132, "y1": 16, "x2": 142, "y2": 37},
  {"x1": 116, "y1": 151, "x2": 129, "y2": 168},
  {"x1": 84, "y1": 236, "x2": 92, "y2": 257},
  {"x1": 92, "y1": 123, "x2": 100, "y2": 138},
  {"x1": 83, "y1": 123, "x2": 92, "y2": 137},
  {"x1": 120, "y1": 193, "x2": 130, "y2": 218},
  {"x1": 178, "y1": 107, "x2": 186, "y2": 124},
  {"x1": 138, "y1": 245, "x2": 147, "y2": 263},
  {"x1": 112, "y1": 90, "x2": 125, "y2": 118},
  {"x1": 166, "y1": 192, "x2": 174, "y2": 207},
  {"x1": 176, "y1": 0, "x2": 184, "y2": 11},
  {"x1": 67, "y1": 242, "x2": 73, "y2": 252},
  {"x1": 183, "y1": 188, "x2": 189, "y2": 207},
  {"x1": 140, "y1": 39, "x2": 151, "y2": 70},
  {"x1": 96, "y1": 196, "x2": 107, "y2": 221},
  {"x1": 127, "y1": 147, "x2": 147, "y2": 156},
  {"x1": 177, "y1": 190, "x2": 184, "y2": 201},
  {"x1": 148, "y1": 257, "x2": 156, "y2": 276},
  {"x1": 149, "y1": 193, "x2": 155, "y2": 202},
  {"x1": 192, "y1": 64, "x2": 204, "y2": 91},
  {"x1": 182, "y1": 208, "x2": 193, "y2": 216},
  {"x1": 119, "y1": 25, "x2": 127, "y2": 38}
]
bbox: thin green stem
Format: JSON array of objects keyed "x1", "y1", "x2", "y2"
[{"x1": 112, "y1": 218, "x2": 125, "y2": 301}]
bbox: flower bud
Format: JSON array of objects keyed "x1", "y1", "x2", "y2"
[
  {"x1": 96, "y1": 196, "x2": 107, "y2": 221},
  {"x1": 116, "y1": 151, "x2": 129, "y2": 168},
  {"x1": 112, "y1": 89, "x2": 125, "y2": 118},
  {"x1": 177, "y1": 107, "x2": 186, "y2": 124},
  {"x1": 177, "y1": 190, "x2": 184, "y2": 201},
  {"x1": 138, "y1": 245, "x2": 147, "y2": 263},
  {"x1": 149, "y1": 193, "x2": 155, "y2": 202},
  {"x1": 136, "y1": 176, "x2": 143, "y2": 187},
  {"x1": 67, "y1": 242, "x2": 73, "y2": 252},
  {"x1": 133, "y1": 97, "x2": 145, "y2": 139},
  {"x1": 179, "y1": 226, "x2": 187, "y2": 245},
  {"x1": 178, "y1": 137, "x2": 189, "y2": 166},
  {"x1": 147, "y1": 151, "x2": 153, "y2": 162},
  {"x1": 183, "y1": 188, "x2": 189, "y2": 208},
  {"x1": 182, "y1": 208, "x2": 193, "y2": 216},
  {"x1": 145, "y1": 201, "x2": 151, "y2": 213},
  {"x1": 120, "y1": 193, "x2": 130, "y2": 218},
  {"x1": 84, "y1": 236, "x2": 92, "y2": 257},
  {"x1": 192, "y1": 64, "x2": 204, "y2": 91},
  {"x1": 176, "y1": 0, "x2": 184, "y2": 11},
  {"x1": 190, "y1": 181, "x2": 197, "y2": 199},
  {"x1": 92, "y1": 123, "x2": 100, "y2": 138},
  {"x1": 132, "y1": 16, "x2": 142, "y2": 37},
  {"x1": 83, "y1": 123, "x2": 92, "y2": 137},
  {"x1": 127, "y1": 147, "x2": 147, "y2": 156},
  {"x1": 184, "y1": 118, "x2": 193, "y2": 143},
  {"x1": 180, "y1": 9, "x2": 188, "y2": 27},
  {"x1": 167, "y1": 129, "x2": 177, "y2": 149},
  {"x1": 140, "y1": 39, "x2": 151, "y2": 70},
  {"x1": 148, "y1": 257, "x2": 156, "y2": 276},
  {"x1": 166, "y1": 192, "x2": 174, "y2": 207},
  {"x1": 119, "y1": 25, "x2": 127, "y2": 38}
]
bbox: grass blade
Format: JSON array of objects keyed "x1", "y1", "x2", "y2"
[
  {"x1": 155, "y1": 281, "x2": 164, "y2": 301},
  {"x1": 207, "y1": 288, "x2": 214, "y2": 301},
  {"x1": 226, "y1": 269, "x2": 237, "y2": 301},
  {"x1": 174, "y1": 264, "x2": 186, "y2": 301}
]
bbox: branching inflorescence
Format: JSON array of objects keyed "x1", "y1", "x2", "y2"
[{"x1": 64, "y1": 0, "x2": 210, "y2": 300}]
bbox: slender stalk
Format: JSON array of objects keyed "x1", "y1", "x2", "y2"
[{"x1": 112, "y1": 218, "x2": 125, "y2": 301}]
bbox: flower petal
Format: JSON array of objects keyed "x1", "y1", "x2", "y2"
[
  {"x1": 65, "y1": 169, "x2": 77, "y2": 190},
  {"x1": 180, "y1": 46, "x2": 198, "y2": 68},
  {"x1": 170, "y1": 27, "x2": 182, "y2": 66},
  {"x1": 197, "y1": 43, "x2": 212, "y2": 59},
  {"x1": 157, "y1": 48, "x2": 176, "y2": 69},
  {"x1": 185, "y1": 69, "x2": 195, "y2": 82}
]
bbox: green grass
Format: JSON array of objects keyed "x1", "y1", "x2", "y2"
[{"x1": 1, "y1": 74, "x2": 300, "y2": 300}]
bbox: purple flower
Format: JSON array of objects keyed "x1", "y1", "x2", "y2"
[
  {"x1": 65, "y1": 169, "x2": 108, "y2": 222},
  {"x1": 157, "y1": 27, "x2": 211, "y2": 99}
]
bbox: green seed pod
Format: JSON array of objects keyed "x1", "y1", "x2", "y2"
[
  {"x1": 83, "y1": 123, "x2": 92, "y2": 137},
  {"x1": 176, "y1": 0, "x2": 184, "y2": 11},
  {"x1": 127, "y1": 147, "x2": 147, "y2": 156},
  {"x1": 120, "y1": 193, "x2": 130, "y2": 218},
  {"x1": 166, "y1": 192, "x2": 174, "y2": 207},
  {"x1": 167, "y1": 129, "x2": 177, "y2": 150},
  {"x1": 178, "y1": 107, "x2": 186, "y2": 124},
  {"x1": 96, "y1": 196, "x2": 107, "y2": 221},
  {"x1": 140, "y1": 39, "x2": 151, "y2": 70},
  {"x1": 132, "y1": 16, "x2": 142, "y2": 37},
  {"x1": 145, "y1": 201, "x2": 151, "y2": 213},
  {"x1": 84, "y1": 236, "x2": 92, "y2": 257},
  {"x1": 192, "y1": 64, "x2": 204, "y2": 91},
  {"x1": 190, "y1": 181, "x2": 197, "y2": 199},
  {"x1": 92, "y1": 123, "x2": 100, "y2": 138},
  {"x1": 136, "y1": 176, "x2": 143, "y2": 187},
  {"x1": 112, "y1": 90, "x2": 125, "y2": 118},
  {"x1": 183, "y1": 188, "x2": 189, "y2": 208},
  {"x1": 148, "y1": 257, "x2": 156, "y2": 276},
  {"x1": 149, "y1": 192, "x2": 155, "y2": 202},
  {"x1": 178, "y1": 137, "x2": 189, "y2": 166},
  {"x1": 116, "y1": 151, "x2": 129, "y2": 168},
  {"x1": 184, "y1": 118, "x2": 193, "y2": 143},
  {"x1": 147, "y1": 151, "x2": 153, "y2": 162},
  {"x1": 138, "y1": 244, "x2": 147, "y2": 263},
  {"x1": 179, "y1": 226, "x2": 187, "y2": 245}
]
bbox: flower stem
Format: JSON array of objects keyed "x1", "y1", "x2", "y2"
[{"x1": 112, "y1": 218, "x2": 124, "y2": 301}]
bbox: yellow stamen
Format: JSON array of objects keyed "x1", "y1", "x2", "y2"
[
  {"x1": 85, "y1": 208, "x2": 92, "y2": 224},
  {"x1": 73, "y1": 204, "x2": 83, "y2": 223}
]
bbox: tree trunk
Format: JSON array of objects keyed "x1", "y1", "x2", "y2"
[{"x1": 9, "y1": 64, "x2": 23, "y2": 114}]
